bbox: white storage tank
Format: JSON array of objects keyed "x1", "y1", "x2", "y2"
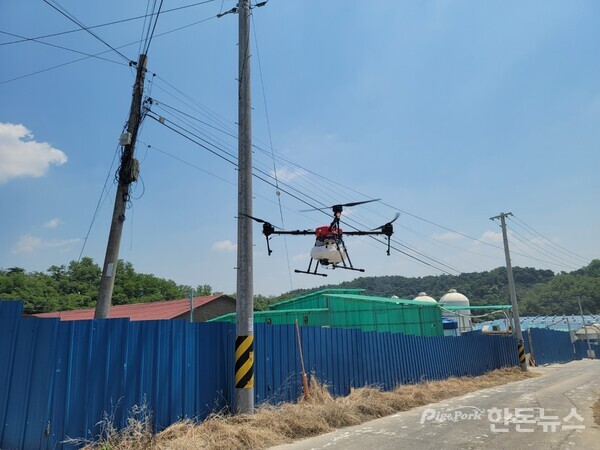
[
  {"x1": 440, "y1": 289, "x2": 472, "y2": 333},
  {"x1": 413, "y1": 292, "x2": 437, "y2": 303}
]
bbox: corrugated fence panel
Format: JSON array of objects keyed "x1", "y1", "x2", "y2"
[
  {"x1": 528, "y1": 328, "x2": 579, "y2": 365},
  {"x1": 0, "y1": 301, "x2": 527, "y2": 449},
  {"x1": 0, "y1": 301, "x2": 23, "y2": 449},
  {"x1": 522, "y1": 328, "x2": 599, "y2": 366}
]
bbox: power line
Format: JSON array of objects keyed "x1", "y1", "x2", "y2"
[
  {"x1": 151, "y1": 92, "x2": 468, "y2": 256},
  {"x1": 144, "y1": 144, "x2": 236, "y2": 186},
  {"x1": 510, "y1": 215, "x2": 591, "y2": 265},
  {"x1": 151, "y1": 99, "x2": 237, "y2": 139},
  {"x1": 0, "y1": 30, "x2": 127, "y2": 66},
  {"x1": 147, "y1": 113, "x2": 238, "y2": 166},
  {"x1": 143, "y1": 0, "x2": 164, "y2": 55},
  {"x1": 504, "y1": 223, "x2": 581, "y2": 271},
  {"x1": 395, "y1": 222, "x2": 504, "y2": 264},
  {"x1": 0, "y1": 14, "x2": 218, "y2": 86},
  {"x1": 489, "y1": 219, "x2": 573, "y2": 269},
  {"x1": 140, "y1": 77, "x2": 500, "y2": 276},
  {"x1": 146, "y1": 110, "x2": 459, "y2": 275},
  {"x1": 78, "y1": 142, "x2": 122, "y2": 262},
  {"x1": 144, "y1": 98, "x2": 463, "y2": 275},
  {"x1": 0, "y1": 0, "x2": 219, "y2": 47},
  {"x1": 0, "y1": 54, "x2": 116, "y2": 85},
  {"x1": 42, "y1": 0, "x2": 132, "y2": 63},
  {"x1": 138, "y1": 0, "x2": 154, "y2": 55},
  {"x1": 251, "y1": 11, "x2": 294, "y2": 290}
]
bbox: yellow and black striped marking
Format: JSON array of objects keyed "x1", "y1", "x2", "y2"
[
  {"x1": 235, "y1": 335, "x2": 254, "y2": 389},
  {"x1": 518, "y1": 341, "x2": 526, "y2": 364}
]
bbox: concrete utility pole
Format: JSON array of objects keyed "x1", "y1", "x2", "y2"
[
  {"x1": 95, "y1": 54, "x2": 147, "y2": 319},
  {"x1": 235, "y1": 0, "x2": 255, "y2": 414},
  {"x1": 491, "y1": 212, "x2": 528, "y2": 371}
]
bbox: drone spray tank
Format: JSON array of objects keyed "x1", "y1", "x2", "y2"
[{"x1": 310, "y1": 226, "x2": 345, "y2": 265}]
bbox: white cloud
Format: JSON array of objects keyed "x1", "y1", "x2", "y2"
[
  {"x1": 0, "y1": 123, "x2": 67, "y2": 184},
  {"x1": 43, "y1": 218, "x2": 62, "y2": 229},
  {"x1": 478, "y1": 230, "x2": 503, "y2": 244},
  {"x1": 12, "y1": 234, "x2": 80, "y2": 254},
  {"x1": 211, "y1": 240, "x2": 237, "y2": 252},
  {"x1": 432, "y1": 231, "x2": 463, "y2": 241},
  {"x1": 292, "y1": 253, "x2": 310, "y2": 262},
  {"x1": 272, "y1": 166, "x2": 307, "y2": 183}
]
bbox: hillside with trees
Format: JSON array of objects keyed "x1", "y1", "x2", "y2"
[
  {"x1": 272, "y1": 260, "x2": 600, "y2": 316},
  {"x1": 1, "y1": 259, "x2": 598, "y2": 316},
  {"x1": 0, "y1": 257, "x2": 214, "y2": 314}
]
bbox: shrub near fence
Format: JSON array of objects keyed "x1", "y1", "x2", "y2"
[{"x1": 0, "y1": 301, "x2": 518, "y2": 450}]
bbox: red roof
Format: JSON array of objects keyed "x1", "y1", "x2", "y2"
[{"x1": 33, "y1": 295, "x2": 231, "y2": 321}]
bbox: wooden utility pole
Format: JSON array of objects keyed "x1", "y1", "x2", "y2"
[
  {"x1": 234, "y1": 0, "x2": 255, "y2": 414},
  {"x1": 491, "y1": 212, "x2": 528, "y2": 371},
  {"x1": 95, "y1": 54, "x2": 147, "y2": 319}
]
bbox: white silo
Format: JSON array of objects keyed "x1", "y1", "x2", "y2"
[
  {"x1": 413, "y1": 292, "x2": 437, "y2": 303},
  {"x1": 440, "y1": 289, "x2": 472, "y2": 333}
]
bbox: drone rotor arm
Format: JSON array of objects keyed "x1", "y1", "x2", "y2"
[
  {"x1": 270, "y1": 229, "x2": 314, "y2": 236},
  {"x1": 343, "y1": 230, "x2": 386, "y2": 236}
]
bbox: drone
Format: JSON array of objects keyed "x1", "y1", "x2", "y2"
[{"x1": 243, "y1": 199, "x2": 399, "y2": 277}]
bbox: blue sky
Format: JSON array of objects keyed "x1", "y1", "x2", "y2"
[{"x1": 1, "y1": 0, "x2": 598, "y2": 298}]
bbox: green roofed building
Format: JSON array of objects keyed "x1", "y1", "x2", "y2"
[{"x1": 209, "y1": 289, "x2": 443, "y2": 337}]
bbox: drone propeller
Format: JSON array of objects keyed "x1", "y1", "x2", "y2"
[
  {"x1": 371, "y1": 213, "x2": 400, "y2": 232},
  {"x1": 300, "y1": 198, "x2": 381, "y2": 213},
  {"x1": 239, "y1": 213, "x2": 281, "y2": 229}
]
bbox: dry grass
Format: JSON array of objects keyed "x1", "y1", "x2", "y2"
[
  {"x1": 82, "y1": 367, "x2": 537, "y2": 450},
  {"x1": 594, "y1": 396, "x2": 600, "y2": 427}
]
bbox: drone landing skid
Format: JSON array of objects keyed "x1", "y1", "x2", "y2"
[
  {"x1": 294, "y1": 269, "x2": 327, "y2": 277},
  {"x1": 293, "y1": 257, "x2": 366, "y2": 277},
  {"x1": 334, "y1": 265, "x2": 365, "y2": 272},
  {"x1": 294, "y1": 258, "x2": 328, "y2": 277}
]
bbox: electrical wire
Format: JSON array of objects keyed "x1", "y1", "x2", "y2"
[
  {"x1": 0, "y1": 0, "x2": 219, "y2": 46},
  {"x1": 0, "y1": 31, "x2": 126, "y2": 66},
  {"x1": 0, "y1": 13, "x2": 218, "y2": 86},
  {"x1": 394, "y1": 222, "x2": 504, "y2": 263},
  {"x1": 146, "y1": 110, "x2": 460, "y2": 275},
  {"x1": 138, "y1": 141, "x2": 236, "y2": 186},
  {"x1": 251, "y1": 11, "x2": 294, "y2": 290},
  {"x1": 138, "y1": 0, "x2": 153, "y2": 55},
  {"x1": 77, "y1": 139, "x2": 123, "y2": 262},
  {"x1": 143, "y1": 88, "x2": 486, "y2": 274},
  {"x1": 153, "y1": 76, "x2": 235, "y2": 131},
  {"x1": 42, "y1": 0, "x2": 132, "y2": 63},
  {"x1": 136, "y1": 74, "x2": 520, "y2": 276},
  {"x1": 504, "y1": 224, "x2": 580, "y2": 271},
  {"x1": 145, "y1": 96, "x2": 452, "y2": 256},
  {"x1": 509, "y1": 215, "x2": 591, "y2": 265},
  {"x1": 489, "y1": 218, "x2": 579, "y2": 270},
  {"x1": 146, "y1": 102, "x2": 466, "y2": 274},
  {"x1": 143, "y1": 0, "x2": 164, "y2": 55}
]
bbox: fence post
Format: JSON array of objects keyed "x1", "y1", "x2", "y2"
[{"x1": 527, "y1": 329, "x2": 535, "y2": 365}]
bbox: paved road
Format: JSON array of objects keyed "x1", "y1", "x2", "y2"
[{"x1": 270, "y1": 359, "x2": 600, "y2": 450}]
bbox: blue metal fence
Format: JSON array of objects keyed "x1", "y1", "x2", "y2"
[
  {"x1": 1, "y1": 301, "x2": 518, "y2": 450},
  {"x1": 522, "y1": 327, "x2": 599, "y2": 365}
]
